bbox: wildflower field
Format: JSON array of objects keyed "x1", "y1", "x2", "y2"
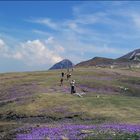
[{"x1": 0, "y1": 67, "x2": 140, "y2": 139}]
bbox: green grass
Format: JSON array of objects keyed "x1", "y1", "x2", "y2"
[{"x1": 0, "y1": 93, "x2": 140, "y2": 123}]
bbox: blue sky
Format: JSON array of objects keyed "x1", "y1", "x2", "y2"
[{"x1": 0, "y1": 1, "x2": 140, "y2": 72}]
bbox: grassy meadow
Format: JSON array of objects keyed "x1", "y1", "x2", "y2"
[{"x1": 0, "y1": 67, "x2": 140, "y2": 139}]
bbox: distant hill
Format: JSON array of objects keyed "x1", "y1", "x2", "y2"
[
  {"x1": 49, "y1": 59, "x2": 74, "y2": 70},
  {"x1": 76, "y1": 57, "x2": 114, "y2": 67}
]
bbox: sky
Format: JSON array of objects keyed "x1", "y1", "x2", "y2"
[{"x1": 0, "y1": 1, "x2": 140, "y2": 72}]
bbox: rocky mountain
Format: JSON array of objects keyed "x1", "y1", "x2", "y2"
[
  {"x1": 76, "y1": 57, "x2": 114, "y2": 67},
  {"x1": 75, "y1": 49, "x2": 140, "y2": 68},
  {"x1": 49, "y1": 59, "x2": 74, "y2": 70},
  {"x1": 117, "y1": 49, "x2": 140, "y2": 61}
]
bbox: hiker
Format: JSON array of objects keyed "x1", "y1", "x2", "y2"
[
  {"x1": 61, "y1": 72, "x2": 64, "y2": 78},
  {"x1": 67, "y1": 73, "x2": 71, "y2": 80},
  {"x1": 67, "y1": 73, "x2": 69, "y2": 80},
  {"x1": 60, "y1": 78, "x2": 64, "y2": 86},
  {"x1": 70, "y1": 80, "x2": 76, "y2": 94}
]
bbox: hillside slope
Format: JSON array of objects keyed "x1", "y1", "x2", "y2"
[
  {"x1": 76, "y1": 57, "x2": 114, "y2": 67},
  {"x1": 0, "y1": 67, "x2": 140, "y2": 139}
]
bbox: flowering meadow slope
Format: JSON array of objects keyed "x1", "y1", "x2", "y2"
[
  {"x1": 16, "y1": 124, "x2": 140, "y2": 140},
  {"x1": 0, "y1": 67, "x2": 140, "y2": 139}
]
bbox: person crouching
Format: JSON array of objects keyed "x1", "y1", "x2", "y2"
[{"x1": 70, "y1": 80, "x2": 76, "y2": 94}]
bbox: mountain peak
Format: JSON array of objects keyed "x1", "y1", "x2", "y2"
[{"x1": 49, "y1": 59, "x2": 74, "y2": 70}]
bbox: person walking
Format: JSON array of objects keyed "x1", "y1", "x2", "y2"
[
  {"x1": 60, "y1": 78, "x2": 64, "y2": 86},
  {"x1": 61, "y1": 72, "x2": 64, "y2": 78}
]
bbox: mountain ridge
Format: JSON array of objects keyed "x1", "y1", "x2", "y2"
[
  {"x1": 49, "y1": 49, "x2": 140, "y2": 69},
  {"x1": 76, "y1": 57, "x2": 114, "y2": 67}
]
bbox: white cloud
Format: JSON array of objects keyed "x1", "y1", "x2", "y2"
[
  {"x1": 12, "y1": 52, "x2": 23, "y2": 60},
  {"x1": 32, "y1": 29, "x2": 52, "y2": 37},
  {"x1": 56, "y1": 45, "x2": 65, "y2": 53},
  {"x1": 0, "y1": 39, "x2": 5, "y2": 49},
  {"x1": 87, "y1": 45, "x2": 129, "y2": 55},
  {"x1": 45, "y1": 37, "x2": 65, "y2": 54},
  {"x1": 45, "y1": 36, "x2": 54, "y2": 44},
  {"x1": 67, "y1": 22, "x2": 77, "y2": 30},
  {"x1": 31, "y1": 18, "x2": 58, "y2": 30},
  {"x1": 74, "y1": 13, "x2": 105, "y2": 25},
  {"x1": 18, "y1": 39, "x2": 63, "y2": 65},
  {"x1": 131, "y1": 13, "x2": 140, "y2": 29},
  {"x1": 0, "y1": 38, "x2": 63, "y2": 66},
  {"x1": 0, "y1": 38, "x2": 9, "y2": 56},
  {"x1": 61, "y1": 39, "x2": 129, "y2": 56}
]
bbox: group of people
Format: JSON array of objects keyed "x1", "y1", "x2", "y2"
[
  {"x1": 60, "y1": 72, "x2": 71, "y2": 86},
  {"x1": 60, "y1": 70, "x2": 76, "y2": 94}
]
